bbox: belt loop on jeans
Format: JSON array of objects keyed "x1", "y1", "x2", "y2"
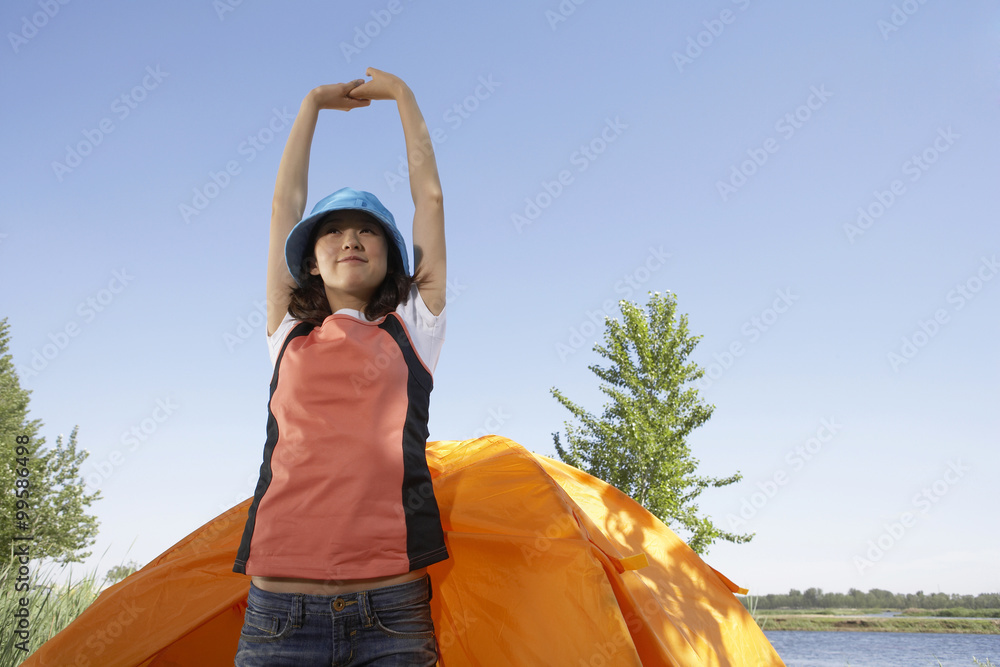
[
  {"x1": 358, "y1": 590, "x2": 375, "y2": 628},
  {"x1": 290, "y1": 593, "x2": 303, "y2": 627}
]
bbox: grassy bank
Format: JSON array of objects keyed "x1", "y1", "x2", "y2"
[
  {"x1": 756, "y1": 612, "x2": 1000, "y2": 634},
  {"x1": 901, "y1": 608, "x2": 1000, "y2": 618},
  {"x1": 755, "y1": 608, "x2": 875, "y2": 616},
  {"x1": 0, "y1": 560, "x2": 106, "y2": 666}
]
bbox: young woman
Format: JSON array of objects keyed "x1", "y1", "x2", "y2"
[{"x1": 232, "y1": 68, "x2": 447, "y2": 666}]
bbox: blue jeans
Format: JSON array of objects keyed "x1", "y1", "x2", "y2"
[{"x1": 234, "y1": 575, "x2": 438, "y2": 666}]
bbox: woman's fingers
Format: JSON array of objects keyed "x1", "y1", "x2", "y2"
[
  {"x1": 348, "y1": 68, "x2": 404, "y2": 101},
  {"x1": 348, "y1": 81, "x2": 382, "y2": 100},
  {"x1": 311, "y1": 81, "x2": 373, "y2": 110},
  {"x1": 346, "y1": 83, "x2": 369, "y2": 99}
]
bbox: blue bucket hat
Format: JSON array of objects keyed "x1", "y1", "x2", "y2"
[{"x1": 284, "y1": 187, "x2": 409, "y2": 285}]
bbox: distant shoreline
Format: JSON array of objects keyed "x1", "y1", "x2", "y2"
[{"x1": 757, "y1": 614, "x2": 1000, "y2": 634}]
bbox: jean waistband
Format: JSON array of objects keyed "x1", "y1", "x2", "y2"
[{"x1": 247, "y1": 574, "x2": 430, "y2": 624}]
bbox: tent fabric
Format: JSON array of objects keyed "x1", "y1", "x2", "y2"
[{"x1": 23, "y1": 436, "x2": 784, "y2": 666}]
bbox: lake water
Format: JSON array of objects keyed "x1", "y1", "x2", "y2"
[{"x1": 765, "y1": 630, "x2": 1000, "y2": 666}]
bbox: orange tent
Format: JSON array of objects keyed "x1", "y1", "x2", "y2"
[{"x1": 23, "y1": 436, "x2": 784, "y2": 666}]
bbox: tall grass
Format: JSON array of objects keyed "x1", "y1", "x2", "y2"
[
  {"x1": 0, "y1": 558, "x2": 104, "y2": 667},
  {"x1": 741, "y1": 593, "x2": 769, "y2": 630}
]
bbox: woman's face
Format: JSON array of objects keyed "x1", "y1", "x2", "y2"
[{"x1": 309, "y1": 210, "x2": 389, "y2": 307}]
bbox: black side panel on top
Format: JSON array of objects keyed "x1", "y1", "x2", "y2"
[
  {"x1": 378, "y1": 315, "x2": 448, "y2": 569},
  {"x1": 232, "y1": 321, "x2": 314, "y2": 574}
]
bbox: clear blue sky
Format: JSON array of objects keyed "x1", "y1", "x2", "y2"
[{"x1": 2, "y1": 1, "x2": 997, "y2": 596}]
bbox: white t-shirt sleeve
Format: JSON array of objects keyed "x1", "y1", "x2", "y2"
[
  {"x1": 267, "y1": 311, "x2": 301, "y2": 367},
  {"x1": 397, "y1": 284, "x2": 446, "y2": 374}
]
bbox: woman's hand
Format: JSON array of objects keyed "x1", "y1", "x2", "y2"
[
  {"x1": 348, "y1": 67, "x2": 409, "y2": 102},
  {"x1": 309, "y1": 80, "x2": 372, "y2": 111}
]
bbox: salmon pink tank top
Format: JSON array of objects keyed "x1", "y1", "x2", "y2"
[{"x1": 234, "y1": 290, "x2": 448, "y2": 580}]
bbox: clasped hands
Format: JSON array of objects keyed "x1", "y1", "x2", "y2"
[{"x1": 310, "y1": 67, "x2": 407, "y2": 112}]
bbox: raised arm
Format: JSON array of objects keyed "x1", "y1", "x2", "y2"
[
  {"x1": 266, "y1": 81, "x2": 370, "y2": 336},
  {"x1": 351, "y1": 68, "x2": 446, "y2": 315}
]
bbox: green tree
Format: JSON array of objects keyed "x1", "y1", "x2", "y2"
[
  {"x1": 551, "y1": 292, "x2": 752, "y2": 555},
  {"x1": 105, "y1": 560, "x2": 141, "y2": 584},
  {"x1": 1, "y1": 318, "x2": 101, "y2": 568}
]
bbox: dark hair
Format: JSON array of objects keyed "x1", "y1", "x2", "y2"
[{"x1": 287, "y1": 215, "x2": 412, "y2": 326}]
